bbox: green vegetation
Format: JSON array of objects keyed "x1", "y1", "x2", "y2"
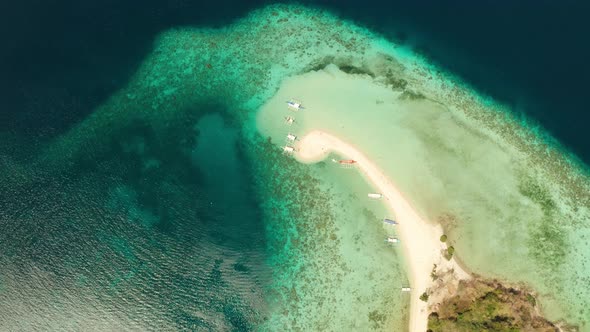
[
  {"x1": 427, "y1": 279, "x2": 558, "y2": 332},
  {"x1": 337, "y1": 64, "x2": 374, "y2": 77},
  {"x1": 398, "y1": 89, "x2": 425, "y2": 100},
  {"x1": 368, "y1": 310, "x2": 387, "y2": 329},
  {"x1": 440, "y1": 234, "x2": 447, "y2": 242},
  {"x1": 526, "y1": 293, "x2": 536, "y2": 307},
  {"x1": 444, "y1": 246, "x2": 455, "y2": 261},
  {"x1": 384, "y1": 72, "x2": 408, "y2": 90},
  {"x1": 518, "y1": 176, "x2": 556, "y2": 215},
  {"x1": 518, "y1": 176, "x2": 568, "y2": 272},
  {"x1": 420, "y1": 292, "x2": 430, "y2": 302},
  {"x1": 430, "y1": 264, "x2": 438, "y2": 281}
]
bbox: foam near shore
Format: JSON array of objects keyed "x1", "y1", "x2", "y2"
[{"x1": 295, "y1": 130, "x2": 470, "y2": 331}]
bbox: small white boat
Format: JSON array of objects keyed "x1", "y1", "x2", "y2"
[
  {"x1": 384, "y1": 218, "x2": 398, "y2": 225},
  {"x1": 283, "y1": 145, "x2": 295, "y2": 153},
  {"x1": 368, "y1": 193, "x2": 383, "y2": 199},
  {"x1": 386, "y1": 237, "x2": 399, "y2": 243},
  {"x1": 401, "y1": 287, "x2": 411, "y2": 292},
  {"x1": 286, "y1": 100, "x2": 304, "y2": 111},
  {"x1": 285, "y1": 116, "x2": 295, "y2": 125},
  {"x1": 286, "y1": 133, "x2": 297, "y2": 141}
]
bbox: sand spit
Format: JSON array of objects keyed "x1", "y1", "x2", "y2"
[{"x1": 295, "y1": 130, "x2": 470, "y2": 332}]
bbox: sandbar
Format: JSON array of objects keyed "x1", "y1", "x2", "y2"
[{"x1": 295, "y1": 130, "x2": 470, "y2": 332}]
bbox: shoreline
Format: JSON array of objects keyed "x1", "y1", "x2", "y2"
[{"x1": 293, "y1": 130, "x2": 471, "y2": 332}]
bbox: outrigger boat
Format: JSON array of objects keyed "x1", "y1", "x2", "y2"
[
  {"x1": 284, "y1": 116, "x2": 295, "y2": 125},
  {"x1": 383, "y1": 218, "x2": 398, "y2": 225},
  {"x1": 286, "y1": 133, "x2": 297, "y2": 142},
  {"x1": 332, "y1": 158, "x2": 357, "y2": 168},
  {"x1": 386, "y1": 237, "x2": 399, "y2": 243},
  {"x1": 286, "y1": 100, "x2": 304, "y2": 111},
  {"x1": 368, "y1": 193, "x2": 383, "y2": 199},
  {"x1": 283, "y1": 145, "x2": 295, "y2": 154}
]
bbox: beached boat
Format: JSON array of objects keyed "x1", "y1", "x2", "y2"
[
  {"x1": 330, "y1": 159, "x2": 356, "y2": 169},
  {"x1": 286, "y1": 133, "x2": 297, "y2": 141},
  {"x1": 401, "y1": 287, "x2": 411, "y2": 292},
  {"x1": 384, "y1": 218, "x2": 398, "y2": 225},
  {"x1": 368, "y1": 193, "x2": 383, "y2": 199},
  {"x1": 286, "y1": 100, "x2": 304, "y2": 111},
  {"x1": 386, "y1": 237, "x2": 399, "y2": 243},
  {"x1": 283, "y1": 145, "x2": 295, "y2": 153}
]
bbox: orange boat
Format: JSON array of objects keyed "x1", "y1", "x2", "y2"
[{"x1": 338, "y1": 159, "x2": 357, "y2": 165}]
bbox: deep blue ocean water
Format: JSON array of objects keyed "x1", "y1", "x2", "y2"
[{"x1": 1, "y1": 0, "x2": 589, "y2": 330}]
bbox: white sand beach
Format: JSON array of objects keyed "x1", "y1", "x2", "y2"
[{"x1": 295, "y1": 130, "x2": 470, "y2": 332}]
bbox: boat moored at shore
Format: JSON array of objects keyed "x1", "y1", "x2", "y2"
[
  {"x1": 286, "y1": 100, "x2": 304, "y2": 111},
  {"x1": 386, "y1": 237, "x2": 399, "y2": 243},
  {"x1": 384, "y1": 218, "x2": 398, "y2": 225}
]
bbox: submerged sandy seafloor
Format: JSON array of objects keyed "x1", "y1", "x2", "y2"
[{"x1": 37, "y1": 4, "x2": 590, "y2": 330}]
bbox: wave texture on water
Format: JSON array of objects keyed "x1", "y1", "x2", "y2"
[{"x1": 2, "y1": 3, "x2": 589, "y2": 330}]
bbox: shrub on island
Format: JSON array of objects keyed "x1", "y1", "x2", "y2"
[
  {"x1": 427, "y1": 279, "x2": 559, "y2": 331},
  {"x1": 444, "y1": 246, "x2": 455, "y2": 260},
  {"x1": 420, "y1": 292, "x2": 429, "y2": 302}
]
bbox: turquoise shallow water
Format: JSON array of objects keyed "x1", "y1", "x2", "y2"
[
  {"x1": 249, "y1": 143, "x2": 410, "y2": 330},
  {"x1": 0, "y1": 108, "x2": 409, "y2": 330},
  {"x1": 257, "y1": 61, "x2": 590, "y2": 328}
]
